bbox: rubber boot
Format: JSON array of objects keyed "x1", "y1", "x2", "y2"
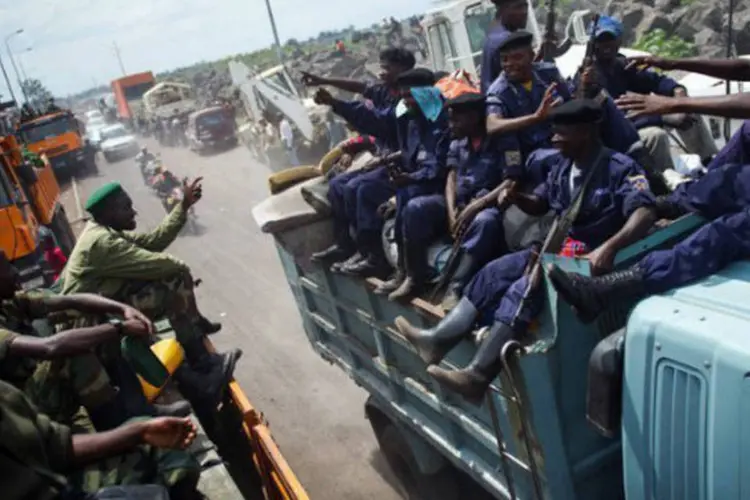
[
  {"x1": 395, "y1": 297, "x2": 478, "y2": 365},
  {"x1": 548, "y1": 264, "x2": 647, "y2": 324},
  {"x1": 153, "y1": 400, "x2": 192, "y2": 417},
  {"x1": 197, "y1": 314, "x2": 222, "y2": 335},
  {"x1": 427, "y1": 321, "x2": 515, "y2": 404},
  {"x1": 389, "y1": 240, "x2": 427, "y2": 301},
  {"x1": 440, "y1": 252, "x2": 476, "y2": 311},
  {"x1": 174, "y1": 348, "x2": 243, "y2": 408}
]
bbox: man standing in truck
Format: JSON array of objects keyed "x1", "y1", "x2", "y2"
[
  {"x1": 480, "y1": 0, "x2": 529, "y2": 94},
  {"x1": 395, "y1": 99, "x2": 657, "y2": 402}
]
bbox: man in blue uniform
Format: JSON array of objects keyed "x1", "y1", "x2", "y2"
[
  {"x1": 308, "y1": 49, "x2": 416, "y2": 273},
  {"x1": 586, "y1": 16, "x2": 717, "y2": 169},
  {"x1": 392, "y1": 92, "x2": 522, "y2": 305},
  {"x1": 480, "y1": 0, "x2": 529, "y2": 94},
  {"x1": 547, "y1": 160, "x2": 750, "y2": 323},
  {"x1": 485, "y1": 31, "x2": 643, "y2": 161},
  {"x1": 395, "y1": 99, "x2": 657, "y2": 402},
  {"x1": 314, "y1": 68, "x2": 451, "y2": 282}
]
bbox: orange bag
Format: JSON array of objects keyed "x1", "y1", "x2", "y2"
[{"x1": 435, "y1": 70, "x2": 480, "y2": 99}]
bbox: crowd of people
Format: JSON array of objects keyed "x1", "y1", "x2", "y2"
[
  {"x1": 1, "y1": 171, "x2": 240, "y2": 497},
  {"x1": 302, "y1": 0, "x2": 750, "y2": 404}
]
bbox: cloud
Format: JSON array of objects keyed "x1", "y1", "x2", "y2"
[{"x1": 0, "y1": 0, "x2": 434, "y2": 96}]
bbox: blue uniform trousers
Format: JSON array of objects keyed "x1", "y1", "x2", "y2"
[
  {"x1": 352, "y1": 166, "x2": 394, "y2": 251},
  {"x1": 328, "y1": 169, "x2": 364, "y2": 251},
  {"x1": 639, "y1": 209, "x2": 750, "y2": 294},
  {"x1": 707, "y1": 120, "x2": 750, "y2": 171},
  {"x1": 463, "y1": 248, "x2": 545, "y2": 331},
  {"x1": 668, "y1": 162, "x2": 750, "y2": 219},
  {"x1": 401, "y1": 194, "x2": 505, "y2": 264}
]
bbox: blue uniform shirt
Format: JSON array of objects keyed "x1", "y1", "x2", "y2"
[
  {"x1": 362, "y1": 82, "x2": 401, "y2": 155},
  {"x1": 480, "y1": 22, "x2": 511, "y2": 94},
  {"x1": 447, "y1": 135, "x2": 520, "y2": 206},
  {"x1": 486, "y1": 63, "x2": 572, "y2": 159},
  {"x1": 331, "y1": 99, "x2": 451, "y2": 186},
  {"x1": 533, "y1": 147, "x2": 655, "y2": 248},
  {"x1": 595, "y1": 55, "x2": 683, "y2": 130}
]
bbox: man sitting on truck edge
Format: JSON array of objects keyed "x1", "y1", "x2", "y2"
[
  {"x1": 480, "y1": 0, "x2": 529, "y2": 94},
  {"x1": 584, "y1": 16, "x2": 718, "y2": 170},
  {"x1": 313, "y1": 68, "x2": 452, "y2": 291},
  {"x1": 0, "y1": 251, "x2": 190, "y2": 430},
  {"x1": 60, "y1": 180, "x2": 242, "y2": 407},
  {"x1": 306, "y1": 48, "x2": 416, "y2": 273},
  {"x1": 395, "y1": 99, "x2": 657, "y2": 402},
  {"x1": 398, "y1": 92, "x2": 522, "y2": 310},
  {"x1": 0, "y1": 379, "x2": 202, "y2": 500}
]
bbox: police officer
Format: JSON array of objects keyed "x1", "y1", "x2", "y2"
[
  {"x1": 393, "y1": 92, "x2": 522, "y2": 305},
  {"x1": 314, "y1": 68, "x2": 451, "y2": 282},
  {"x1": 0, "y1": 379, "x2": 201, "y2": 499},
  {"x1": 485, "y1": 31, "x2": 643, "y2": 163},
  {"x1": 480, "y1": 0, "x2": 530, "y2": 93},
  {"x1": 547, "y1": 160, "x2": 750, "y2": 323},
  {"x1": 617, "y1": 56, "x2": 750, "y2": 170},
  {"x1": 308, "y1": 48, "x2": 416, "y2": 271},
  {"x1": 584, "y1": 16, "x2": 718, "y2": 169},
  {"x1": 395, "y1": 99, "x2": 657, "y2": 401}
]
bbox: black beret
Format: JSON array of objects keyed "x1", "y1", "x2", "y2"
[
  {"x1": 549, "y1": 99, "x2": 603, "y2": 125},
  {"x1": 496, "y1": 30, "x2": 534, "y2": 53},
  {"x1": 395, "y1": 68, "x2": 436, "y2": 88},
  {"x1": 444, "y1": 92, "x2": 485, "y2": 112}
]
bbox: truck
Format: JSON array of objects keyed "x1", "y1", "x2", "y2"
[
  {"x1": 17, "y1": 110, "x2": 95, "y2": 178},
  {"x1": 111, "y1": 71, "x2": 156, "y2": 122},
  {"x1": 252, "y1": 148, "x2": 741, "y2": 499}
]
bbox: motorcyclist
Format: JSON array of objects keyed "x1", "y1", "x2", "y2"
[
  {"x1": 152, "y1": 168, "x2": 184, "y2": 212},
  {"x1": 135, "y1": 147, "x2": 156, "y2": 166}
]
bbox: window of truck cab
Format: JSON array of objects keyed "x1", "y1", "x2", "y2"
[
  {"x1": 123, "y1": 81, "x2": 155, "y2": 101},
  {"x1": 465, "y1": 2, "x2": 496, "y2": 71},
  {"x1": 18, "y1": 116, "x2": 77, "y2": 143},
  {"x1": 427, "y1": 17, "x2": 458, "y2": 72}
]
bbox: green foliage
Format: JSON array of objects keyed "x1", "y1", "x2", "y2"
[
  {"x1": 21, "y1": 78, "x2": 53, "y2": 110},
  {"x1": 632, "y1": 29, "x2": 697, "y2": 59}
]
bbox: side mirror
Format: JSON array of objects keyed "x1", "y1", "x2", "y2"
[{"x1": 17, "y1": 162, "x2": 38, "y2": 185}]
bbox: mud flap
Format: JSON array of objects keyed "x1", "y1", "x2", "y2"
[{"x1": 586, "y1": 328, "x2": 626, "y2": 438}]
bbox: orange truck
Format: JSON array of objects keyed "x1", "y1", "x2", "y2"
[
  {"x1": 0, "y1": 135, "x2": 75, "y2": 289},
  {"x1": 17, "y1": 111, "x2": 94, "y2": 178},
  {"x1": 111, "y1": 71, "x2": 156, "y2": 121}
]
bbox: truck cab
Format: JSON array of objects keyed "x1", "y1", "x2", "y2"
[{"x1": 16, "y1": 111, "x2": 90, "y2": 178}]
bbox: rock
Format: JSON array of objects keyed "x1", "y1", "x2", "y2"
[
  {"x1": 693, "y1": 27, "x2": 727, "y2": 58},
  {"x1": 733, "y1": 9, "x2": 750, "y2": 55},
  {"x1": 673, "y1": 2, "x2": 724, "y2": 40}
]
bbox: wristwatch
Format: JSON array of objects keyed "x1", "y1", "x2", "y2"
[{"x1": 109, "y1": 318, "x2": 124, "y2": 336}]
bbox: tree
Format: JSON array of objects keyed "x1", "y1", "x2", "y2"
[{"x1": 21, "y1": 78, "x2": 53, "y2": 111}]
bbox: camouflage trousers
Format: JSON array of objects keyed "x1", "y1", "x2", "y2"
[
  {"x1": 24, "y1": 353, "x2": 116, "y2": 426},
  {"x1": 73, "y1": 417, "x2": 201, "y2": 495}
]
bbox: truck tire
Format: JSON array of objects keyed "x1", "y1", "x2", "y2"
[
  {"x1": 50, "y1": 206, "x2": 77, "y2": 257},
  {"x1": 374, "y1": 423, "x2": 460, "y2": 500}
]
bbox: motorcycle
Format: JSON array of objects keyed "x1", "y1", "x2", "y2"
[{"x1": 158, "y1": 178, "x2": 198, "y2": 234}]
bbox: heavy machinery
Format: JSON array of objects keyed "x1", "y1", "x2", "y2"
[
  {"x1": 17, "y1": 110, "x2": 95, "y2": 178},
  {"x1": 0, "y1": 135, "x2": 76, "y2": 289}
]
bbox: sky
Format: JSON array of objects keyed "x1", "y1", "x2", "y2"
[{"x1": 0, "y1": 0, "x2": 436, "y2": 97}]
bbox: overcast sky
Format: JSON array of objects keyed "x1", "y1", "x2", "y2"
[{"x1": 0, "y1": 0, "x2": 435, "y2": 97}]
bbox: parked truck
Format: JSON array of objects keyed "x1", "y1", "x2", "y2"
[{"x1": 111, "y1": 71, "x2": 156, "y2": 123}]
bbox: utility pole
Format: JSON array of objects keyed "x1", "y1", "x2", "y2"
[
  {"x1": 113, "y1": 41, "x2": 126, "y2": 76},
  {"x1": 0, "y1": 53, "x2": 16, "y2": 104},
  {"x1": 262, "y1": 0, "x2": 285, "y2": 65}
]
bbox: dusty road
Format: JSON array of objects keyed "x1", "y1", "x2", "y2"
[{"x1": 63, "y1": 141, "x2": 402, "y2": 500}]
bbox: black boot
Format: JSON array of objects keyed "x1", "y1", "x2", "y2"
[
  {"x1": 427, "y1": 321, "x2": 514, "y2": 404},
  {"x1": 389, "y1": 240, "x2": 428, "y2": 301},
  {"x1": 153, "y1": 400, "x2": 192, "y2": 417},
  {"x1": 548, "y1": 264, "x2": 647, "y2": 324},
  {"x1": 440, "y1": 252, "x2": 476, "y2": 311},
  {"x1": 654, "y1": 195, "x2": 689, "y2": 220},
  {"x1": 395, "y1": 297, "x2": 478, "y2": 365},
  {"x1": 87, "y1": 390, "x2": 131, "y2": 431},
  {"x1": 311, "y1": 244, "x2": 354, "y2": 263},
  {"x1": 197, "y1": 315, "x2": 222, "y2": 335},
  {"x1": 175, "y1": 348, "x2": 243, "y2": 408}
]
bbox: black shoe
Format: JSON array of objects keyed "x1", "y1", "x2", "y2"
[
  {"x1": 175, "y1": 348, "x2": 242, "y2": 407},
  {"x1": 427, "y1": 321, "x2": 514, "y2": 404},
  {"x1": 395, "y1": 297, "x2": 477, "y2": 364},
  {"x1": 197, "y1": 315, "x2": 222, "y2": 335},
  {"x1": 153, "y1": 400, "x2": 192, "y2": 417},
  {"x1": 548, "y1": 265, "x2": 647, "y2": 324},
  {"x1": 311, "y1": 244, "x2": 353, "y2": 263}
]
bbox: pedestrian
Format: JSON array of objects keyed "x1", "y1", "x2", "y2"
[{"x1": 279, "y1": 117, "x2": 300, "y2": 166}]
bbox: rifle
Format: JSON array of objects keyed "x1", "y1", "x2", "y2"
[
  {"x1": 541, "y1": 0, "x2": 557, "y2": 63},
  {"x1": 576, "y1": 14, "x2": 601, "y2": 99}
]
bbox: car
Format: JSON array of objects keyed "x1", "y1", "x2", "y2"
[
  {"x1": 99, "y1": 123, "x2": 139, "y2": 163},
  {"x1": 85, "y1": 109, "x2": 104, "y2": 122},
  {"x1": 85, "y1": 117, "x2": 108, "y2": 149},
  {"x1": 186, "y1": 106, "x2": 238, "y2": 154}
]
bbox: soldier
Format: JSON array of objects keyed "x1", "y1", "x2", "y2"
[
  {"x1": 583, "y1": 15, "x2": 717, "y2": 170},
  {"x1": 395, "y1": 99, "x2": 657, "y2": 402},
  {"x1": 60, "y1": 180, "x2": 241, "y2": 407},
  {"x1": 398, "y1": 92, "x2": 522, "y2": 307},
  {"x1": 0, "y1": 379, "x2": 201, "y2": 499},
  {"x1": 0, "y1": 251, "x2": 189, "y2": 430},
  {"x1": 480, "y1": 0, "x2": 530, "y2": 93}
]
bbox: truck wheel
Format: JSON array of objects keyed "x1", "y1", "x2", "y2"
[
  {"x1": 50, "y1": 206, "x2": 77, "y2": 257},
  {"x1": 375, "y1": 424, "x2": 460, "y2": 500}
]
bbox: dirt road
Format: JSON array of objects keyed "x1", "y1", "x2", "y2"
[{"x1": 64, "y1": 142, "x2": 402, "y2": 500}]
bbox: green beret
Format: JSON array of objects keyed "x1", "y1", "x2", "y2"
[{"x1": 84, "y1": 181, "x2": 123, "y2": 212}]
